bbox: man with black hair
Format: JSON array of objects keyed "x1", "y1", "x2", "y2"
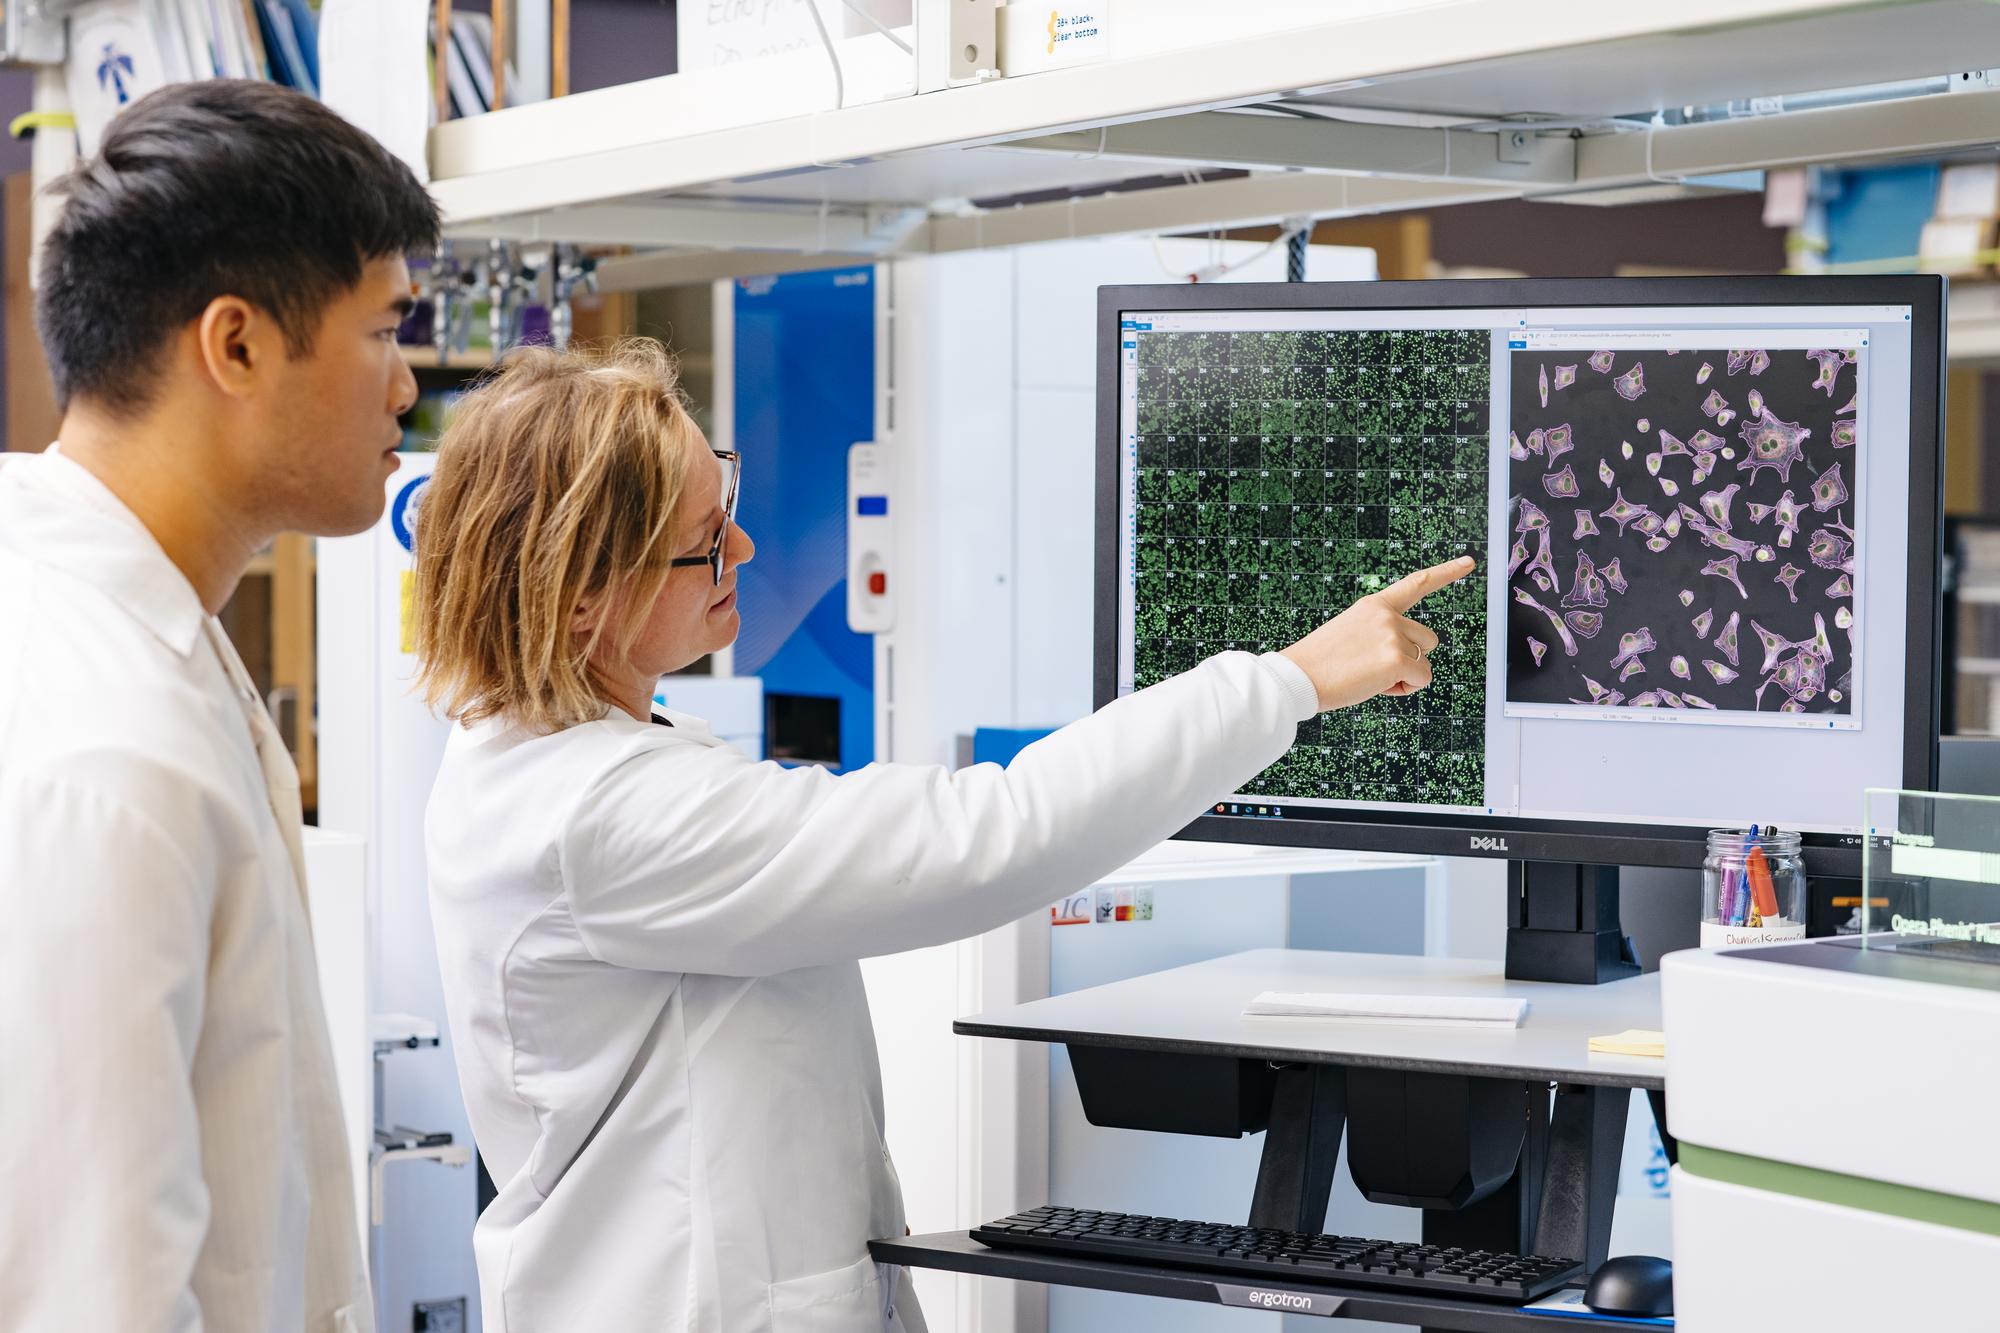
[{"x1": 0, "y1": 80, "x2": 439, "y2": 1332}]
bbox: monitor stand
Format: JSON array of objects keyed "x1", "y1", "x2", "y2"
[{"x1": 1504, "y1": 861, "x2": 1641, "y2": 985}]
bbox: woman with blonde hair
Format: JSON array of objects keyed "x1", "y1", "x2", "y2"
[{"x1": 414, "y1": 338, "x2": 1470, "y2": 1333}]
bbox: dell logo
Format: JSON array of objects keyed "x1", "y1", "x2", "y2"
[{"x1": 1470, "y1": 836, "x2": 1510, "y2": 852}]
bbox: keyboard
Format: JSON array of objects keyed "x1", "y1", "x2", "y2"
[{"x1": 972, "y1": 1206, "x2": 1582, "y2": 1304}]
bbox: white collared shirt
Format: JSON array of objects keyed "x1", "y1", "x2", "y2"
[{"x1": 0, "y1": 450, "x2": 372, "y2": 1333}]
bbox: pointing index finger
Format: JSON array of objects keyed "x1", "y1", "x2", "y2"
[{"x1": 1376, "y1": 555, "x2": 1476, "y2": 614}]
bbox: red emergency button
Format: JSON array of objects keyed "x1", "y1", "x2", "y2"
[{"x1": 867, "y1": 571, "x2": 888, "y2": 596}]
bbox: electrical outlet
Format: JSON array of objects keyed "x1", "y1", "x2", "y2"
[{"x1": 413, "y1": 1297, "x2": 466, "y2": 1333}]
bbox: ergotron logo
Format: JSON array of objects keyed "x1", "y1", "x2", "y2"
[
  {"x1": 1216, "y1": 1285, "x2": 1338, "y2": 1316},
  {"x1": 1470, "y1": 836, "x2": 1510, "y2": 853}
]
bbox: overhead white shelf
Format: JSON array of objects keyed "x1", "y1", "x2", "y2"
[{"x1": 426, "y1": 0, "x2": 2000, "y2": 267}]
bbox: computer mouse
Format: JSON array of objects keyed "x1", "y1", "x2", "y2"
[{"x1": 1583, "y1": 1254, "x2": 1673, "y2": 1317}]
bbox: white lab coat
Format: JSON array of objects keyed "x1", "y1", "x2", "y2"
[
  {"x1": 425, "y1": 648, "x2": 1317, "y2": 1332},
  {"x1": 0, "y1": 451, "x2": 372, "y2": 1332}
]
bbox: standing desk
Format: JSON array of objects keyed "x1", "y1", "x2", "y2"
[{"x1": 872, "y1": 949, "x2": 1666, "y2": 1330}]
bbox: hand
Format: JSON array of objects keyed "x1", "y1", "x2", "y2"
[{"x1": 1278, "y1": 555, "x2": 1475, "y2": 713}]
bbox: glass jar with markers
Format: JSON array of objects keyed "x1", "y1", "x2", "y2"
[{"x1": 1702, "y1": 827, "x2": 1808, "y2": 947}]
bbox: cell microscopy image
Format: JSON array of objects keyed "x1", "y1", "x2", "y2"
[
  {"x1": 1504, "y1": 347, "x2": 1859, "y2": 716},
  {"x1": 1132, "y1": 326, "x2": 1491, "y2": 806}
]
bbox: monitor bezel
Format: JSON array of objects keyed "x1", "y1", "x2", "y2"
[{"x1": 1094, "y1": 275, "x2": 1945, "y2": 877}]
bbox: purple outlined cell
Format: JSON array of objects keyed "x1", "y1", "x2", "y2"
[
  {"x1": 1679, "y1": 589, "x2": 1695, "y2": 607},
  {"x1": 1660, "y1": 431, "x2": 1689, "y2": 457},
  {"x1": 1516, "y1": 586, "x2": 1579, "y2": 657},
  {"x1": 1508, "y1": 535, "x2": 1531, "y2": 579},
  {"x1": 1692, "y1": 608, "x2": 1714, "y2": 637},
  {"x1": 1703, "y1": 555, "x2": 1749, "y2": 600},
  {"x1": 1806, "y1": 348, "x2": 1853, "y2": 396},
  {"x1": 1811, "y1": 462, "x2": 1848, "y2": 513},
  {"x1": 1619, "y1": 660, "x2": 1646, "y2": 683},
  {"x1": 1689, "y1": 429, "x2": 1724, "y2": 453},
  {"x1": 1599, "y1": 458, "x2": 1616, "y2": 487},
  {"x1": 1543, "y1": 465, "x2": 1581, "y2": 498},
  {"x1": 1697, "y1": 362, "x2": 1714, "y2": 384},
  {"x1": 1526, "y1": 529, "x2": 1559, "y2": 592},
  {"x1": 1682, "y1": 692, "x2": 1716, "y2": 709},
  {"x1": 1689, "y1": 518, "x2": 1757, "y2": 560},
  {"x1": 1565, "y1": 610, "x2": 1605, "y2": 640},
  {"x1": 1747, "y1": 502, "x2": 1773, "y2": 524},
  {"x1": 1602, "y1": 558, "x2": 1628, "y2": 595},
  {"x1": 1775, "y1": 563, "x2": 1804, "y2": 603},
  {"x1": 1553, "y1": 364, "x2": 1579, "y2": 392},
  {"x1": 1646, "y1": 453, "x2": 1662, "y2": 476},
  {"x1": 1633, "y1": 511, "x2": 1666, "y2": 537},
  {"x1": 1622, "y1": 441, "x2": 1635, "y2": 460},
  {"x1": 1545, "y1": 423, "x2": 1575, "y2": 464},
  {"x1": 1826, "y1": 572, "x2": 1854, "y2": 598},
  {"x1": 1609, "y1": 626, "x2": 1657, "y2": 672},
  {"x1": 1808, "y1": 521, "x2": 1855, "y2": 574},
  {"x1": 1692, "y1": 453, "x2": 1719, "y2": 485},
  {"x1": 1563, "y1": 551, "x2": 1609, "y2": 609},
  {"x1": 1516, "y1": 497, "x2": 1550, "y2": 532},
  {"x1": 1526, "y1": 427, "x2": 1547, "y2": 456},
  {"x1": 1629, "y1": 691, "x2": 1661, "y2": 707},
  {"x1": 1754, "y1": 545, "x2": 1775, "y2": 563},
  {"x1": 1726, "y1": 349, "x2": 1770, "y2": 376},
  {"x1": 1579, "y1": 675, "x2": 1614, "y2": 702},
  {"x1": 1700, "y1": 484, "x2": 1741, "y2": 531},
  {"x1": 1736, "y1": 412, "x2": 1811, "y2": 485},
  {"x1": 1660, "y1": 691, "x2": 1687, "y2": 708},
  {"x1": 1573, "y1": 508, "x2": 1599, "y2": 539},
  {"x1": 1599, "y1": 488, "x2": 1654, "y2": 536},
  {"x1": 1637, "y1": 418, "x2": 1651, "y2": 432},
  {"x1": 1645, "y1": 535, "x2": 1672, "y2": 553},
  {"x1": 1704, "y1": 660, "x2": 1739, "y2": 685},
  {"x1": 1773, "y1": 490, "x2": 1803, "y2": 548},
  {"x1": 1701, "y1": 389, "x2": 1729, "y2": 419},
  {"x1": 1747, "y1": 388, "x2": 1766, "y2": 419},
  {"x1": 1837, "y1": 392, "x2": 1857, "y2": 415},
  {"x1": 1831, "y1": 418, "x2": 1857, "y2": 449},
  {"x1": 1614, "y1": 361, "x2": 1646, "y2": 401},
  {"x1": 1715, "y1": 611, "x2": 1742, "y2": 666},
  {"x1": 1835, "y1": 606, "x2": 1854, "y2": 629},
  {"x1": 1671, "y1": 655, "x2": 1691, "y2": 679},
  {"x1": 1510, "y1": 432, "x2": 1530, "y2": 462},
  {"x1": 1751, "y1": 619, "x2": 1791, "y2": 674},
  {"x1": 1540, "y1": 363, "x2": 1550, "y2": 408},
  {"x1": 1665, "y1": 509, "x2": 1684, "y2": 539},
  {"x1": 1529, "y1": 637, "x2": 1548, "y2": 667},
  {"x1": 1590, "y1": 349, "x2": 1616, "y2": 373}
]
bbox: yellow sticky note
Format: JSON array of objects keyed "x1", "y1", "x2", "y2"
[
  {"x1": 1588, "y1": 1029, "x2": 1665, "y2": 1058},
  {"x1": 400, "y1": 569, "x2": 418, "y2": 655}
]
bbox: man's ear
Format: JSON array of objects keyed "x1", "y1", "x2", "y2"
[{"x1": 193, "y1": 295, "x2": 277, "y2": 400}]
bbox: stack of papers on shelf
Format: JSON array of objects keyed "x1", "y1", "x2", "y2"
[
  {"x1": 1587, "y1": 1029, "x2": 1666, "y2": 1058},
  {"x1": 1244, "y1": 991, "x2": 1529, "y2": 1028}
]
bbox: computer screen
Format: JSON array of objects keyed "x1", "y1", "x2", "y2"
[{"x1": 1095, "y1": 278, "x2": 1943, "y2": 873}]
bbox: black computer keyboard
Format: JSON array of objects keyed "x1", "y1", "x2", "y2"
[{"x1": 972, "y1": 1206, "x2": 1582, "y2": 1303}]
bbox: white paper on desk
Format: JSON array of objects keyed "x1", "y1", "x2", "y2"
[
  {"x1": 1245, "y1": 991, "x2": 1529, "y2": 1027},
  {"x1": 319, "y1": 0, "x2": 431, "y2": 183}
]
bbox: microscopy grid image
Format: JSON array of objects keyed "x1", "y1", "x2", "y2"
[
  {"x1": 1504, "y1": 346, "x2": 1861, "y2": 716},
  {"x1": 1132, "y1": 327, "x2": 1490, "y2": 808}
]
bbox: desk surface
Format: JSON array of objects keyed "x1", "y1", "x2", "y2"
[{"x1": 957, "y1": 949, "x2": 1664, "y2": 1090}]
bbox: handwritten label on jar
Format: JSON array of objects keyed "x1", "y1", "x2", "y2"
[{"x1": 1701, "y1": 920, "x2": 1806, "y2": 949}]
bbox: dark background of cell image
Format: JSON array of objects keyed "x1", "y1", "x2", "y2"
[
  {"x1": 1130, "y1": 327, "x2": 1490, "y2": 806},
  {"x1": 1505, "y1": 347, "x2": 1859, "y2": 714}
]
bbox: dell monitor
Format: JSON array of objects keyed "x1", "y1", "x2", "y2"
[{"x1": 1096, "y1": 276, "x2": 1943, "y2": 945}]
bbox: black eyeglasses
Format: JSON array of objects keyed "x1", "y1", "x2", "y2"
[{"x1": 668, "y1": 449, "x2": 741, "y2": 586}]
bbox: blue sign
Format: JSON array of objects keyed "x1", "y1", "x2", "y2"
[{"x1": 390, "y1": 473, "x2": 429, "y2": 553}]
